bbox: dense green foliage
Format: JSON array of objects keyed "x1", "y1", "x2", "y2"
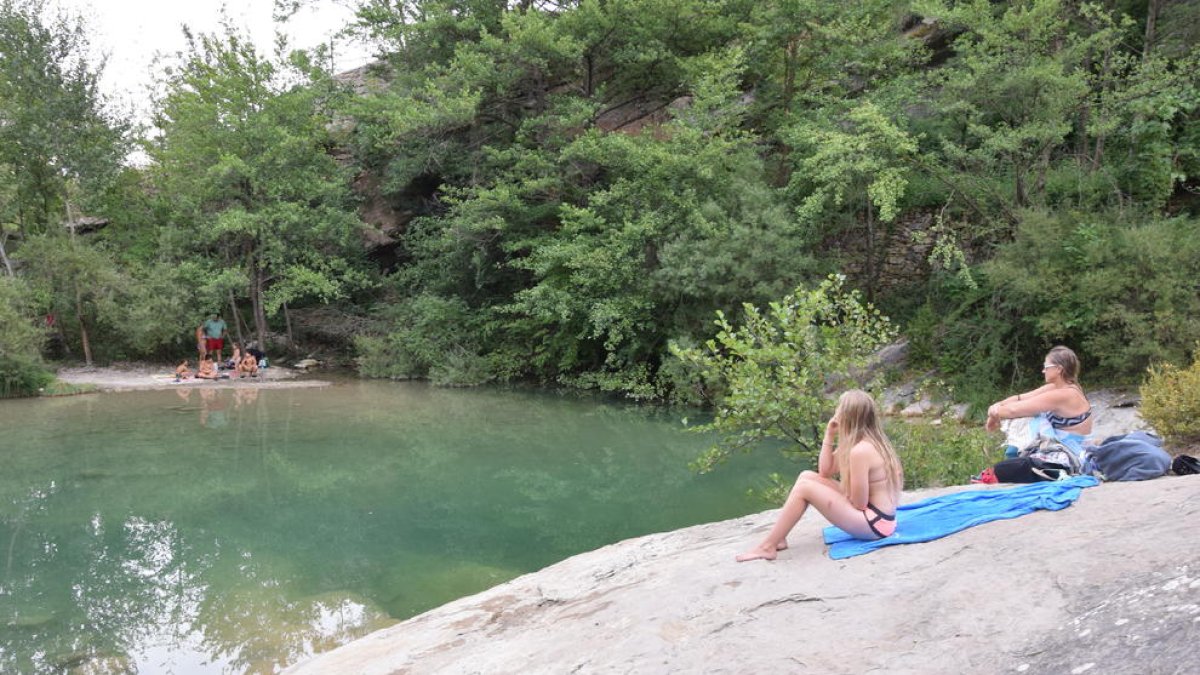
[
  {"x1": 0, "y1": 0, "x2": 126, "y2": 235},
  {"x1": 1140, "y1": 352, "x2": 1200, "y2": 448},
  {"x1": 1, "y1": 0, "x2": 1198, "y2": 406},
  {"x1": 672, "y1": 275, "x2": 895, "y2": 471},
  {"x1": 0, "y1": 277, "x2": 51, "y2": 396},
  {"x1": 148, "y1": 26, "x2": 372, "y2": 350},
  {"x1": 889, "y1": 419, "x2": 1002, "y2": 488},
  {"x1": 336, "y1": 0, "x2": 1200, "y2": 398}
]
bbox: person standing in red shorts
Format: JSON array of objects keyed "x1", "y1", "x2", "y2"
[{"x1": 202, "y1": 313, "x2": 228, "y2": 365}]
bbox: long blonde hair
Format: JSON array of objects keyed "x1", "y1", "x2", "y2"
[{"x1": 833, "y1": 390, "x2": 904, "y2": 500}]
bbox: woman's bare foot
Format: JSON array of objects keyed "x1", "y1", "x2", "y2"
[
  {"x1": 776, "y1": 539, "x2": 788, "y2": 551},
  {"x1": 735, "y1": 545, "x2": 779, "y2": 562}
]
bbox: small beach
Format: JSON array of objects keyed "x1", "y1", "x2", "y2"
[{"x1": 54, "y1": 364, "x2": 332, "y2": 392}]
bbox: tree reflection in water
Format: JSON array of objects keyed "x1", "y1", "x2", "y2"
[
  {"x1": 0, "y1": 382, "x2": 783, "y2": 672},
  {"x1": 2, "y1": 499, "x2": 393, "y2": 673}
]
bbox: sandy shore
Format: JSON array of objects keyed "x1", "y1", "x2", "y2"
[{"x1": 55, "y1": 364, "x2": 333, "y2": 392}]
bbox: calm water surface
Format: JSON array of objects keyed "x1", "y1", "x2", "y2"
[{"x1": 0, "y1": 380, "x2": 795, "y2": 673}]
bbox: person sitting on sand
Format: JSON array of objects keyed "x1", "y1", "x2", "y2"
[
  {"x1": 226, "y1": 343, "x2": 242, "y2": 370},
  {"x1": 237, "y1": 351, "x2": 259, "y2": 378},
  {"x1": 245, "y1": 343, "x2": 267, "y2": 368},
  {"x1": 736, "y1": 389, "x2": 904, "y2": 562},
  {"x1": 175, "y1": 359, "x2": 193, "y2": 380},
  {"x1": 196, "y1": 356, "x2": 219, "y2": 380}
]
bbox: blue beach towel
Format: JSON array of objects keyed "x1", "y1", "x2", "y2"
[{"x1": 822, "y1": 475, "x2": 1100, "y2": 560}]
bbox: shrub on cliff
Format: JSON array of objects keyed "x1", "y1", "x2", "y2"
[
  {"x1": 356, "y1": 293, "x2": 498, "y2": 386},
  {"x1": 986, "y1": 212, "x2": 1200, "y2": 380},
  {"x1": 671, "y1": 274, "x2": 896, "y2": 473},
  {"x1": 0, "y1": 278, "x2": 52, "y2": 397},
  {"x1": 1140, "y1": 353, "x2": 1200, "y2": 450}
]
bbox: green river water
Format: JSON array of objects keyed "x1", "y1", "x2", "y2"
[{"x1": 0, "y1": 380, "x2": 796, "y2": 673}]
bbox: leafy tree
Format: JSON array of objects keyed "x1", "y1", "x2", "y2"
[
  {"x1": 0, "y1": 276, "x2": 50, "y2": 396},
  {"x1": 0, "y1": 0, "x2": 127, "y2": 236},
  {"x1": 348, "y1": 1, "x2": 826, "y2": 393},
  {"x1": 737, "y1": 0, "x2": 923, "y2": 182},
  {"x1": 671, "y1": 275, "x2": 896, "y2": 472},
  {"x1": 913, "y1": 0, "x2": 1093, "y2": 220},
  {"x1": 498, "y1": 52, "x2": 813, "y2": 395},
  {"x1": 0, "y1": 1, "x2": 134, "y2": 367},
  {"x1": 149, "y1": 22, "x2": 371, "y2": 349},
  {"x1": 14, "y1": 232, "x2": 125, "y2": 366},
  {"x1": 987, "y1": 210, "x2": 1200, "y2": 378},
  {"x1": 786, "y1": 101, "x2": 919, "y2": 297}
]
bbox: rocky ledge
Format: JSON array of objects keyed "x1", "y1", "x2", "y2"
[{"x1": 288, "y1": 476, "x2": 1199, "y2": 674}]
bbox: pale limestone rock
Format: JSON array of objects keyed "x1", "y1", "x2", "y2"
[
  {"x1": 286, "y1": 478, "x2": 1200, "y2": 674},
  {"x1": 900, "y1": 397, "x2": 936, "y2": 417},
  {"x1": 946, "y1": 403, "x2": 971, "y2": 421}
]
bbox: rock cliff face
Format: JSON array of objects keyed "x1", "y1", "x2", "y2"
[{"x1": 287, "y1": 476, "x2": 1199, "y2": 674}]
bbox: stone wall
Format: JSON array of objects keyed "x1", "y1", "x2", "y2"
[{"x1": 835, "y1": 209, "x2": 937, "y2": 295}]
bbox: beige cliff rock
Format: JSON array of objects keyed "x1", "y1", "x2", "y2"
[{"x1": 288, "y1": 476, "x2": 1199, "y2": 674}]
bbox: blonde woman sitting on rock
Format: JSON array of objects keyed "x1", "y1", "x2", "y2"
[{"x1": 736, "y1": 390, "x2": 904, "y2": 562}]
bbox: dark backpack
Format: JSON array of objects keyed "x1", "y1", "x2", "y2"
[
  {"x1": 1173, "y1": 454, "x2": 1200, "y2": 476},
  {"x1": 990, "y1": 438, "x2": 1081, "y2": 484},
  {"x1": 992, "y1": 456, "x2": 1073, "y2": 483}
]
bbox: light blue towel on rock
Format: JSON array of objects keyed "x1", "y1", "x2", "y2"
[{"x1": 822, "y1": 475, "x2": 1100, "y2": 560}]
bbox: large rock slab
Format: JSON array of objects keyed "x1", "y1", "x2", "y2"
[
  {"x1": 287, "y1": 477, "x2": 1200, "y2": 674},
  {"x1": 1088, "y1": 389, "x2": 1152, "y2": 441}
]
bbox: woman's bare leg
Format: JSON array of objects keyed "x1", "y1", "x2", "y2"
[
  {"x1": 736, "y1": 471, "x2": 879, "y2": 562},
  {"x1": 774, "y1": 472, "x2": 838, "y2": 552},
  {"x1": 736, "y1": 471, "x2": 821, "y2": 562}
]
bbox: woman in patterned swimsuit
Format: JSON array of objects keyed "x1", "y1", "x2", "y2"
[
  {"x1": 985, "y1": 345, "x2": 1093, "y2": 449},
  {"x1": 736, "y1": 390, "x2": 904, "y2": 562}
]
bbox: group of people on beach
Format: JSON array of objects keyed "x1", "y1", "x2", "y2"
[
  {"x1": 174, "y1": 313, "x2": 267, "y2": 381},
  {"x1": 737, "y1": 345, "x2": 1092, "y2": 562}
]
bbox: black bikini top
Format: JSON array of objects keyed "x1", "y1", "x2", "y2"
[{"x1": 1047, "y1": 409, "x2": 1091, "y2": 429}]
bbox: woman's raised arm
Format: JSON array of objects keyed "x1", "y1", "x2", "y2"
[{"x1": 817, "y1": 417, "x2": 838, "y2": 479}]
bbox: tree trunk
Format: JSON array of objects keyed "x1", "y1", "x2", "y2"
[
  {"x1": 774, "y1": 37, "x2": 800, "y2": 187},
  {"x1": 584, "y1": 53, "x2": 594, "y2": 97},
  {"x1": 0, "y1": 235, "x2": 13, "y2": 276},
  {"x1": 1092, "y1": 47, "x2": 1113, "y2": 170},
  {"x1": 64, "y1": 199, "x2": 92, "y2": 366},
  {"x1": 865, "y1": 197, "x2": 876, "y2": 301},
  {"x1": 782, "y1": 37, "x2": 798, "y2": 113},
  {"x1": 1014, "y1": 161, "x2": 1028, "y2": 209},
  {"x1": 250, "y1": 263, "x2": 268, "y2": 350},
  {"x1": 228, "y1": 289, "x2": 245, "y2": 347},
  {"x1": 1076, "y1": 50, "x2": 1093, "y2": 164},
  {"x1": 282, "y1": 301, "x2": 294, "y2": 349},
  {"x1": 75, "y1": 283, "x2": 93, "y2": 367},
  {"x1": 1143, "y1": 0, "x2": 1162, "y2": 60},
  {"x1": 1092, "y1": 135, "x2": 1106, "y2": 170},
  {"x1": 1033, "y1": 145, "x2": 1053, "y2": 200}
]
